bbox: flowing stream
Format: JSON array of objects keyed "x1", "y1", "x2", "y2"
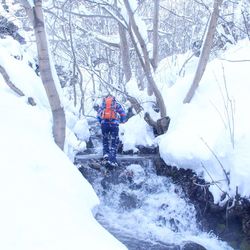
[{"x1": 76, "y1": 154, "x2": 233, "y2": 250}]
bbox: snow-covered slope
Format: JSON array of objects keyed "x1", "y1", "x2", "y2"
[
  {"x1": 0, "y1": 37, "x2": 126, "y2": 250},
  {"x1": 123, "y1": 39, "x2": 250, "y2": 203}
]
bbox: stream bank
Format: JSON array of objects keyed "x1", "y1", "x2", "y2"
[{"x1": 153, "y1": 157, "x2": 250, "y2": 250}]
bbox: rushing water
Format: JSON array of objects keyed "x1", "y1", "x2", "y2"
[{"x1": 77, "y1": 156, "x2": 233, "y2": 250}]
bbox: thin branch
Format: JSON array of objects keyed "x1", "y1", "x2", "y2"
[
  {"x1": 0, "y1": 65, "x2": 25, "y2": 97},
  {"x1": 193, "y1": 0, "x2": 211, "y2": 13},
  {"x1": 43, "y1": 8, "x2": 67, "y2": 22},
  {"x1": 219, "y1": 58, "x2": 250, "y2": 63},
  {"x1": 242, "y1": 10, "x2": 250, "y2": 40},
  {"x1": 84, "y1": 65, "x2": 143, "y2": 112},
  {"x1": 75, "y1": 25, "x2": 120, "y2": 48},
  {"x1": 62, "y1": 10, "x2": 113, "y2": 19},
  {"x1": 200, "y1": 162, "x2": 231, "y2": 199},
  {"x1": 200, "y1": 137, "x2": 230, "y2": 185},
  {"x1": 101, "y1": 6, "x2": 127, "y2": 28},
  {"x1": 159, "y1": 5, "x2": 194, "y2": 23},
  {"x1": 218, "y1": 15, "x2": 248, "y2": 35},
  {"x1": 221, "y1": 64, "x2": 235, "y2": 148},
  {"x1": 193, "y1": 179, "x2": 226, "y2": 187},
  {"x1": 179, "y1": 52, "x2": 195, "y2": 76},
  {"x1": 209, "y1": 99, "x2": 227, "y2": 129}
]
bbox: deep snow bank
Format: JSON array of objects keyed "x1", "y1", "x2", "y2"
[{"x1": 0, "y1": 37, "x2": 126, "y2": 250}]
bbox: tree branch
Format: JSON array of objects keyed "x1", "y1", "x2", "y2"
[
  {"x1": 0, "y1": 65, "x2": 25, "y2": 97},
  {"x1": 75, "y1": 25, "x2": 120, "y2": 48},
  {"x1": 200, "y1": 137, "x2": 230, "y2": 185},
  {"x1": 219, "y1": 58, "x2": 250, "y2": 63}
]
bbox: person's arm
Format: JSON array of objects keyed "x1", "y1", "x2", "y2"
[
  {"x1": 116, "y1": 103, "x2": 126, "y2": 123},
  {"x1": 97, "y1": 107, "x2": 103, "y2": 124}
]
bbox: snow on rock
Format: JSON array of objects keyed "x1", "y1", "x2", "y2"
[{"x1": 120, "y1": 113, "x2": 156, "y2": 152}]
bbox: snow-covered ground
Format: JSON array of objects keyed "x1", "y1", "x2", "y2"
[
  {"x1": 0, "y1": 37, "x2": 126, "y2": 250},
  {"x1": 122, "y1": 39, "x2": 250, "y2": 204}
]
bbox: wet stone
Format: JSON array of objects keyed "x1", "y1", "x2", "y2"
[
  {"x1": 182, "y1": 242, "x2": 207, "y2": 250},
  {"x1": 119, "y1": 191, "x2": 140, "y2": 210}
]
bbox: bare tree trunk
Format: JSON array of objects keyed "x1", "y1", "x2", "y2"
[
  {"x1": 118, "y1": 21, "x2": 144, "y2": 113},
  {"x1": 152, "y1": 0, "x2": 160, "y2": 71},
  {"x1": 76, "y1": 64, "x2": 85, "y2": 116},
  {"x1": 183, "y1": 0, "x2": 223, "y2": 104},
  {"x1": 123, "y1": 0, "x2": 166, "y2": 118},
  {"x1": 124, "y1": 1, "x2": 154, "y2": 96},
  {"x1": 69, "y1": 4, "x2": 77, "y2": 107},
  {"x1": 115, "y1": 0, "x2": 132, "y2": 83},
  {"x1": 118, "y1": 23, "x2": 132, "y2": 82},
  {"x1": 31, "y1": 0, "x2": 66, "y2": 149},
  {"x1": 137, "y1": 63, "x2": 145, "y2": 90}
]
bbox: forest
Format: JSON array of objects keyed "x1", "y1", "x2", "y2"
[{"x1": 1, "y1": 0, "x2": 250, "y2": 249}]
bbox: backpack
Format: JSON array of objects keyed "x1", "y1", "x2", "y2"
[{"x1": 101, "y1": 96, "x2": 117, "y2": 120}]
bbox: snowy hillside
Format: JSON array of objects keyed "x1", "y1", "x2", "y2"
[
  {"x1": 0, "y1": 36, "x2": 126, "y2": 250},
  {"x1": 0, "y1": 0, "x2": 250, "y2": 247},
  {"x1": 122, "y1": 39, "x2": 250, "y2": 203}
]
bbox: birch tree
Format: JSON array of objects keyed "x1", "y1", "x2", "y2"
[
  {"x1": 118, "y1": 23, "x2": 132, "y2": 83},
  {"x1": 151, "y1": 0, "x2": 160, "y2": 70},
  {"x1": 183, "y1": 0, "x2": 223, "y2": 103},
  {"x1": 123, "y1": 0, "x2": 166, "y2": 116},
  {"x1": 20, "y1": 0, "x2": 66, "y2": 150},
  {"x1": 123, "y1": 0, "x2": 170, "y2": 134}
]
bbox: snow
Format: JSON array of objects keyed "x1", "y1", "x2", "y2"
[
  {"x1": 73, "y1": 118, "x2": 90, "y2": 141},
  {"x1": 120, "y1": 0, "x2": 149, "y2": 45},
  {"x1": 1, "y1": 11, "x2": 250, "y2": 249},
  {"x1": 0, "y1": 37, "x2": 126, "y2": 250},
  {"x1": 120, "y1": 113, "x2": 156, "y2": 152},
  {"x1": 0, "y1": 39, "x2": 49, "y2": 108},
  {"x1": 27, "y1": 0, "x2": 34, "y2": 7},
  {"x1": 123, "y1": 39, "x2": 250, "y2": 203}
]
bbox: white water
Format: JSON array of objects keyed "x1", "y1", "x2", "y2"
[{"x1": 90, "y1": 161, "x2": 233, "y2": 250}]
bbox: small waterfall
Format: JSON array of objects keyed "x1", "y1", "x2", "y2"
[{"x1": 77, "y1": 156, "x2": 233, "y2": 250}]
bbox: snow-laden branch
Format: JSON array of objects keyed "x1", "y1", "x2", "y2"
[
  {"x1": 19, "y1": 0, "x2": 34, "y2": 8},
  {"x1": 218, "y1": 58, "x2": 250, "y2": 63},
  {"x1": 159, "y1": 5, "x2": 194, "y2": 23},
  {"x1": 63, "y1": 10, "x2": 113, "y2": 19},
  {"x1": 124, "y1": 0, "x2": 167, "y2": 118},
  {"x1": 101, "y1": 6, "x2": 127, "y2": 29},
  {"x1": 75, "y1": 25, "x2": 120, "y2": 48}
]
